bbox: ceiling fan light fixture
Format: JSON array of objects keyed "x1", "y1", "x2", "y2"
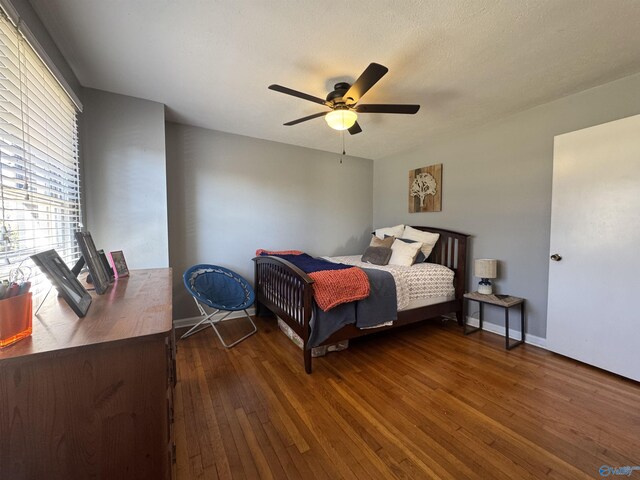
[{"x1": 325, "y1": 109, "x2": 358, "y2": 130}]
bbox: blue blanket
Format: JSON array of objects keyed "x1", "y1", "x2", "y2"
[
  {"x1": 266, "y1": 253, "x2": 352, "y2": 272},
  {"x1": 308, "y1": 267, "x2": 397, "y2": 347},
  {"x1": 260, "y1": 251, "x2": 371, "y2": 311}
]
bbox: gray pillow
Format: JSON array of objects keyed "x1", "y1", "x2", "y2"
[
  {"x1": 361, "y1": 246, "x2": 392, "y2": 265},
  {"x1": 370, "y1": 234, "x2": 395, "y2": 248}
]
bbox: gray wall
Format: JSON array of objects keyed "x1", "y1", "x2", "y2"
[
  {"x1": 166, "y1": 123, "x2": 373, "y2": 319},
  {"x1": 82, "y1": 88, "x2": 169, "y2": 269},
  {"x1": 374, "y1": 72, "x2": 640, "y2": 339}
]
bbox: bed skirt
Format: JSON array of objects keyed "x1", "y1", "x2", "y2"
[{"x1": 277, "y1": 318, "x2": 349, "y2": 358}]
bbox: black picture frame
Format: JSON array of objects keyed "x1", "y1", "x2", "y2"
[
  {"x1": 98, "y1": 249, "x2": 115, "y2": 282},
  {"x1": 31, "y1": 249, "x2": 92, "y2": 317},
  {"x1": 75, "y1": 231, "x2": 110, "y2": 295}
]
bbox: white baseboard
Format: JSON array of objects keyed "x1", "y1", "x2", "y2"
[
  {"x1": 174, "y1": 311, "x2": 547, "y2": 349},
  {"x1": 173, "y1": 307, "x2": 257, "y2": 329},
  {"x1": 466, "y1": 316, "x2": 547, "y2": 349}
]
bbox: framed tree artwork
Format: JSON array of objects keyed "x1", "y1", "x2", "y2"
[{"x1": 409, "y1": 163, "x2": 442, "y2": 212}]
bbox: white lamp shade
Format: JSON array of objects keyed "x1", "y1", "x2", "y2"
[
  {"x1": 325, "y1": 109, "x2": 358, "y2": 130},
  {"x1": 475, "y1": 259, "x2": 497, "y2": 279}
]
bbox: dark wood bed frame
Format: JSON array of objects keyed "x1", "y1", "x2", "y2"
[{"x1": 253, "y1": 226, "x2": 470, "y2": 373}]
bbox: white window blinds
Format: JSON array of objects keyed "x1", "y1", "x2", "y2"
[{"x1": 0, "y1": 12, "x2": 81, "y2": 291}]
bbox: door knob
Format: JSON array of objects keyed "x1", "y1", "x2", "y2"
[{"x1": 550, "y1": 254, "x2": 562, "y2": 261}]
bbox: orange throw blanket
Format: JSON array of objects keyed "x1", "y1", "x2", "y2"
[{"x1": 256, "y1": 250, "x2": 370, "y2": 311}]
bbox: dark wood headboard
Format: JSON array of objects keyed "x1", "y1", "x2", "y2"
[{"x1": 409, "y1": 226, "x2": 470, "y2": 299}]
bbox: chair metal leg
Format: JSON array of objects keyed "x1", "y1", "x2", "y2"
[
  {"x1": 210, "y1": 309, "x2": 257, "y2": 349},
  {"x1": 180, "y1": 297, "x2": 219, "y2": 340},
  {"x1": 180, "y1": 297, "x2": 257, "y2": 348}
]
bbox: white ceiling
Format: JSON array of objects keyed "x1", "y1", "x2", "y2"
[{"x1": 31, "y1": 0, "x2": 640, "y2": 160}]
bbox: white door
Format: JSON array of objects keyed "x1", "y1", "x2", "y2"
[{"x1": 547, "y1": 113, "x2": 640, "y2": 381}]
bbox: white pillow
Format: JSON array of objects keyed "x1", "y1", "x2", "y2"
[
  {"x1": 374, "y1": 224, "x2": 405, "y2": 240},
  {"x1": 389, "y1": 238, "x2": 422, "y2": 266},
  {"x1": 402, "y1": 226, "x2": 440, "y2": 259}
]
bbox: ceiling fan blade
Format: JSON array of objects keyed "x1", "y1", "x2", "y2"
[
  {"x1": 348, "y1": 122, "x2": 362, "y2": 135},
  {"x1": 269, "y1": 84, "x2": 329, "y2": 106},
  {"x1": 343, "y1": 63, "x2": 388, "y2": 105},
  {"x1": 283, "y1": 111, "x2": 327, "y2": 126},
  {"x1": 355, "y1": 104, "x2": 420, "y2": 114}
]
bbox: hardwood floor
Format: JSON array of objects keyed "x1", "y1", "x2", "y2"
[{"x1": 174, "y1": 316, "x2": 640, "y2": 479}]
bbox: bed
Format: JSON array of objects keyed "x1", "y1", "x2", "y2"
[{"x1": 253, "y1": 226, "x2": 469, "y2": 373}]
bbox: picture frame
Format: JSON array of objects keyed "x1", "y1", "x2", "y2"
[
  {"x1": 31, "y1": 249, "x2": 92, "y2": 317},
  {"x1": 75, "y1": 231, "x2": 111, "y2": 295},
  {"x1": 98, "y1": 249, "x2": 115, "y2": 282},
  {"x1": 108, "y1": 250, "x2": 130, "y2": 278}
]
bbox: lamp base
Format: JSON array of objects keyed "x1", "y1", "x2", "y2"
[{"x1": 478, "y1": 279, "x2": 493, "y2": 295}]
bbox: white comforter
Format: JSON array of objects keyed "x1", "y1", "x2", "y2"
[{"x1": 325, "y1": 255, "x2": 455, "y2": 310}]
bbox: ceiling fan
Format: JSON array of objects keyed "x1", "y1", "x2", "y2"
[{"x1": 268, "y1": 63, "x2": 420, "y2": 135}]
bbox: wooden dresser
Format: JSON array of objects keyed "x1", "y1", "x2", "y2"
[{"x1": 0, "y1": 268, "x2": 176, "y2": 480}]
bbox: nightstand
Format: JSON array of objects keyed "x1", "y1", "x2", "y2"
[{"x1": 463, "y1": 292, "x2": 525, "y2": 350}]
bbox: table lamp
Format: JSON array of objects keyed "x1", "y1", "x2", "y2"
[{"x1": 475, "y1": 259, "x2": 497, "y2": 294}]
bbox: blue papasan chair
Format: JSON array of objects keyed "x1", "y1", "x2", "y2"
[{"x1": 181, "y1": 264, "x2": 257, "y2": 348}]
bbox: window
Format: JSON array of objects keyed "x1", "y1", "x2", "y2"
[{"x1": 0, "y1": 12, "x2": 81, "y2": 293}]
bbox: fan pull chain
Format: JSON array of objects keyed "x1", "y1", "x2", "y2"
[{"x1": 340, "y1": 130, "x2": 345, "y2": 164}]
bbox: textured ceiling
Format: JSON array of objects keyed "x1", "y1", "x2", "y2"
[{"x1": 31, "y1": 0, "x2": 640, "y2": 159}]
